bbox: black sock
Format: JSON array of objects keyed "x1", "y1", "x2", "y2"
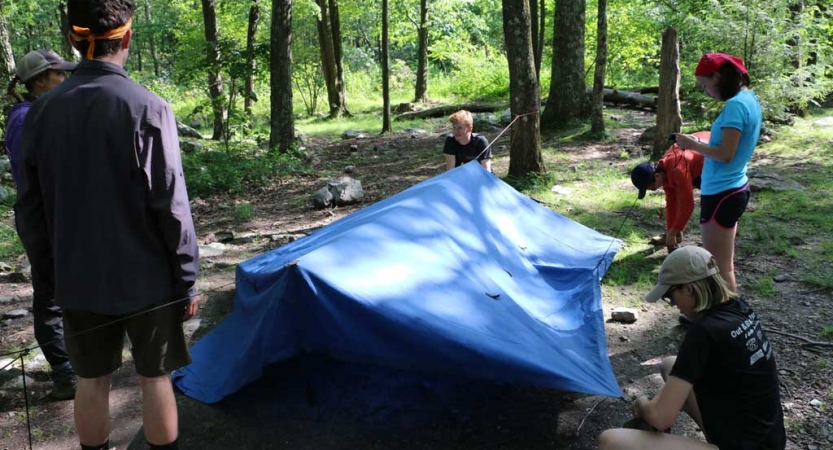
[
  {"x1": 81, "y1": 441, "x2": 109, "y2": 450},
  {"x1": 149, "y1": 438, "x2": 178, "y2": 450}
]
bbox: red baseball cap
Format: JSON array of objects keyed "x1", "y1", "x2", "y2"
[{"x1": 694, "y1": 53, "x2": 747, "y2": 77}]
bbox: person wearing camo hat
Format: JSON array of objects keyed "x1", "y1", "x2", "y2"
[{"x1": 5, "y1": 49, "x2": 78, "y2": 401}]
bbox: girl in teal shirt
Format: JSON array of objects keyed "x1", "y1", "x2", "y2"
[{"x1": 673, "y1": 53, "x2": 762, "y2": 293}]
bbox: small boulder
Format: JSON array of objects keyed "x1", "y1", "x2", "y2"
[
  {"x1": 393, "y1": 102, "x2": 415, "y2": 114},
  {"x1": 3, "y1": 309, "x2": 29, "y2": 319},
  {"x1": 611, "y1": 307, "x2": 638, "y2": 324},
  {"x1": 199, "y1": 243, "x2": 226, "y2": 258}
]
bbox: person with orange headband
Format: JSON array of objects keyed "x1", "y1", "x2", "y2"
[
  {"x1": 671, "y1": 53, "x2": 761, "y2": 294},
  {"x1": 14, "y1": 1, "x2": 199, "y2": 449}
]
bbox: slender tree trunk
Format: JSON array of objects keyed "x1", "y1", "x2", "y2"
[
  {"x1": 144, "y1": 0, "x2": 160, "y2": 77},
  {"x1": 531, "y1": 0, "x2": 538, "y2": 80},
  {"x1": 201, "y1": 0, "x2": 226, "y2": 141},
  {"x1": 58, "y1": 2, "x2": 74, "y2": 59},
  {"x1": 788, "y1": 0, "x2": 807, "y2": 116},
  {"x1": 329, "y1": 0, "x2": 349, "y2": 116},
  {"x1": 542, "y1": 0, "x2": 587, "y2": 129},
  {"x1": 653, "y1": 27, "x2": 682, "y2": 160},
  {"x1": 590, "y1": 0, "x2": 608, "y2": 134},
  {"x1": 413, "y1": 0, "x2": 429, "y2": 103},
  {"x1": 503, "y1": 0, "x2": 544, "y2": 177},
  {"x1": 244, "y1": 0, "x2": 260, "y2": 117},
  {"x1": 0, "y1": 0, "x2": 13, "y2": 98},
  {"x1": 316, "y1": 0, "x2": 347, "y2": 118},
  {"x1": 270, "y1": 0, "x2": 295, "y2": 152},
  {"x1": 381, "y1": 0, "x2": 391, "y2": 133},
  {"x1": 537, "y1": 0, "x2": 544, "y2": 79}
]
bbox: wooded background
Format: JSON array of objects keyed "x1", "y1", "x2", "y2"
[{"x1": 0, "y1": 0, "x2": 831, "y2": 177}]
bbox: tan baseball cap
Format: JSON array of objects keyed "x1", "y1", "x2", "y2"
[
  {"x1": 15, "y1": 50, "x2": 77, "y2": 83},
  {"x1": 645, "y1": 246, "x2": 720, "y2": 302}
]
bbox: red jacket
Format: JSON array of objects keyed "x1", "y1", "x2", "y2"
[{"x1": 660, "y1": 131, "x2": 709, "y2": 231}]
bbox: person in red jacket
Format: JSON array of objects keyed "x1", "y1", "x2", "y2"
[{"x1": 631, "y1": 131, "x2": 709, "y2": 253}]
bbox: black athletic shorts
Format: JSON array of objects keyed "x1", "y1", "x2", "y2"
[
  {"x1": 63, "y1": 302, "x2": 191, "y2": 379},
  {"x1": 699, "y1": 183, "x2": 751, "y2": 228}
]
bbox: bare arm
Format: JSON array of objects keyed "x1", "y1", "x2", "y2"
[
  {"x1": 445, "y1": 155, "x2": 456, "y2": 171},
  {"x1": 480, "y1": 158, "x2": 492, "y2": 172},
  {"x1": 675, "y1": 128, "x2": 741, "y2": 164},
  {"x1": 634, "y1": 375, "x2": 693, "y2": 430}
]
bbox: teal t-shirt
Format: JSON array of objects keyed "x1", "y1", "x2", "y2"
[{"x1": 702, "y1": 90, "x2": 762, "y2": 195}]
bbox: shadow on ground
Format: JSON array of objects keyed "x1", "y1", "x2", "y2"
[{"x1": 129, "y1": 355, "x2": 566, "y2": 450}]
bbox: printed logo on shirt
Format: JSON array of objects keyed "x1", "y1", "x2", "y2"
[
  {"x1": 746, "y1": 337, "x2": 759, "y2": 352},
  {"x1": 749, "y1": 348, "x2": 765, "y2": 365}
]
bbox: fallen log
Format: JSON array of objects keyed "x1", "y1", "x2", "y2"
[
  {"x1": 395, "y1": 103, "x2": 506, "y2": 121},
  {"x1": 588, "y1": 87, "x2": 657, "y2": 110}
]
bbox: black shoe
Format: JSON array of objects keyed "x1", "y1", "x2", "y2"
[{"x1": 49, "y1": 365, "x2": 77, "y2": 400}]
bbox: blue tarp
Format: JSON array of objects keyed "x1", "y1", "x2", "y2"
[{"x1": 173, "y1": 162, "x2": 623, "y2": 403}]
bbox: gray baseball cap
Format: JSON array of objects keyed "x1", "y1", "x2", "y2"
[{"x1": 15, "y1": 50, "x2": 77, "y2": 83}]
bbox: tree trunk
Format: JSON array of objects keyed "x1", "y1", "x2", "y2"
[
  {"x1": 537, "y1": 0, "x2": 544, "y2": 79},
  {"x1": 0, "y1": 0, "x2": 13, "y2": 100},
  {"x1": 380, "y1": 0, "x2": 391, "y2": 133},
  {"x1": 590, "y1": 0, "x2": 608, "y2": 134},
  {"x1": 531, "y1": 0, "x2": 538, "y2": 80},
  {"x1": 270, "y1": 0, "x2": 294, "y2": 153},
  {"x1": 58, "y1": 2, "x2": 74, "y2": 60},
  {"x1": 329, "y1": 0, "x2": 349, "y2": 116},
  {"x1": 244, "y1": 0, "x2": 260, "y2": 116},
  {"x1": 413, "y1": 0, "x2": 429, "y2": 103},
  {"x1": 201, "y1": 0, "x2": 226, "y2": 141},
  {"x1": 541, "y1": 0, "x2": 587, "y2": 129},
  {"x1": 144, "y1": 0, "x2": 160, "y2": 77},
  {"x1": 503, "y1": 0, "x2": 544, "y2": 177},
  {"x1": 788, "y1": 0, "x2": 807, "y2": 116},
  {"x1": 316, "y1": 0, "x2": 347, "y2": 118},
  {"x1": 653, "y1": 27, "x2": 682, "y2": 160}
]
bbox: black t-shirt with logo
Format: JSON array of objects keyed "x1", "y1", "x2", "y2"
[
  {"x1": 670, "y1": 298, "x2": 786, "y2": 450},
  {"x1": 442, "y1": 133, "x2": 491, "y2": 167}
]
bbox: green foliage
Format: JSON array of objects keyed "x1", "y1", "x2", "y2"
[
  {"x1": 821, "y1": 325, "x2": 833, "y2": 339},
  {"x1": 748, "y1": 275, "x2": 776, "y2": 297},
  {"x1": 233, "y1": 203, "x2": 255, "y2": 222},
  {"x1": 182, "y1": 142, "x2": 309, "y2": 198}
]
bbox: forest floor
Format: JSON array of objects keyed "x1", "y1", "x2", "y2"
[{"x1": 0, "y1": 108, "x2": 830, "y2": 450}]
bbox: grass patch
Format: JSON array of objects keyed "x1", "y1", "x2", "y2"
[
  {"x1": 821, "y1": 325, "x2": 833, "y2": 339},
  {"x1": 233, "y1": 204, "x2": 255, "y2": 223},
  {"x1": 748, "y1": 275, "x2": 776, "y2": 297}
]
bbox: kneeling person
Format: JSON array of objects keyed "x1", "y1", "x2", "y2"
[
  {"x1": 443, "y1": 109, "x2": 492, "y2": 172},
  {"x1": 598, "y1": 246, "x2": 785, "y2": 450}
]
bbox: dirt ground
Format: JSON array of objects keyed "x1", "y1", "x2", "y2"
[{"x1": 0, "y1": 110, "x2": 830, "y2": 450}]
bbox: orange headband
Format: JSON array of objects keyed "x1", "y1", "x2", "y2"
[{"x1": 70, "y1": 18, "x2": 133, "y2": 59}]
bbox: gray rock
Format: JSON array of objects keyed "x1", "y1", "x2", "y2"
[
  {"x1": 473, "y1": 116, "x2": 501, "y2": 132},
  {"x1": 349, "y1": 144, "x2": 359, "y2": 152},
  {"x1": 8, "y1": 271, "x2": 30, "y2": 283},
  {"x1": 179, "y1": 140, "x2": 204, "y2": 154},
  {"x1": 182, "y1": 318, "x2": 201, "y2": 336},
  {"x1": 344, "y1": 165, "x2": 355, "y2": 174},
  {"x1": 0, "y1": 156, "x2": 10, "y2": 174},
  {"x1": 312, "y1": 177, "x2": 365, "y2": 209},
  {"x1": 342, "y1": 130, "x2": 368, "y2": 140},
  {"x1": 0, "y1": 296, "x2": 16, "y2": 304},
  {"x1": 747, "y1": 169, "x2": 804, "y2": 192},
  {"x1": 2, "y1": 375, "x2": 35, "y2": 389},
  {"x1": 176, "y1": 121, "x2": 204, "y2": 139},
  {"x1": 212, "y1": 231, "x2": 235, "y2": 243},
  {"x1": 611, "y1": 307, "x2": 638, "y2": 324},
  {"x1": 638, "y1": 126, "x2": 657, "y2": 143},
  {"x1": 499, "y1": 108, "x2": 513, "y2": 125},
  {"x1": 773, "y1": 273, "x2": 792, "y2": 283},
  {"x1": 0, "y1": 262, "x2": 10, "y2": 272},
  {"x1": 3, "y1": 309, "x2": 29, "y2": 319},
  {"x1": 402, "y1": 128, "x2": 428, "y2": 135},
  {"x1": 199, "y1": 243, "x2": 226, "y2": 258},
  {"x1": 0, "y1": 186, "x2": 9, "y2": 204}
]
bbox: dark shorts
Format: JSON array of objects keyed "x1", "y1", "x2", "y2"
[
  {"x1": 63, "y1": 302, "x2": 191, "y2": 379},
  {"x1": 700, "y1": 183, "x2": 751, "y2": 228}
]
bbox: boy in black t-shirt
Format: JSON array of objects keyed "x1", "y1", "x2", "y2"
[
  {"x1": 598, "y1": 246, "x2": 786, "y2": 450},
  {"x1": 442, "y1": 109, "x2": 492, "y2": 172}
]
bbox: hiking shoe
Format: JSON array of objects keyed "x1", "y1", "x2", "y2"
[
  {"x1": 50, "y1": 377, "x2": 77, "y2": 400},
  {"x1": 49, "y1": 365, "x2": 77, "y2": 401}
]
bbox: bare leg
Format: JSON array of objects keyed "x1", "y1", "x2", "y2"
[
  {"x1": 700, "y1": 221, "x2": 738, "y2": 292},
  {"x1": 598, "y1": 428, "x2": 717, "y2": 450},
  {"x1": 75, "y1": 375, "x2": 112, "y2": 446},
  {"x1": 139, "y1": 374, "x2": 179, "y2": 445}
]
